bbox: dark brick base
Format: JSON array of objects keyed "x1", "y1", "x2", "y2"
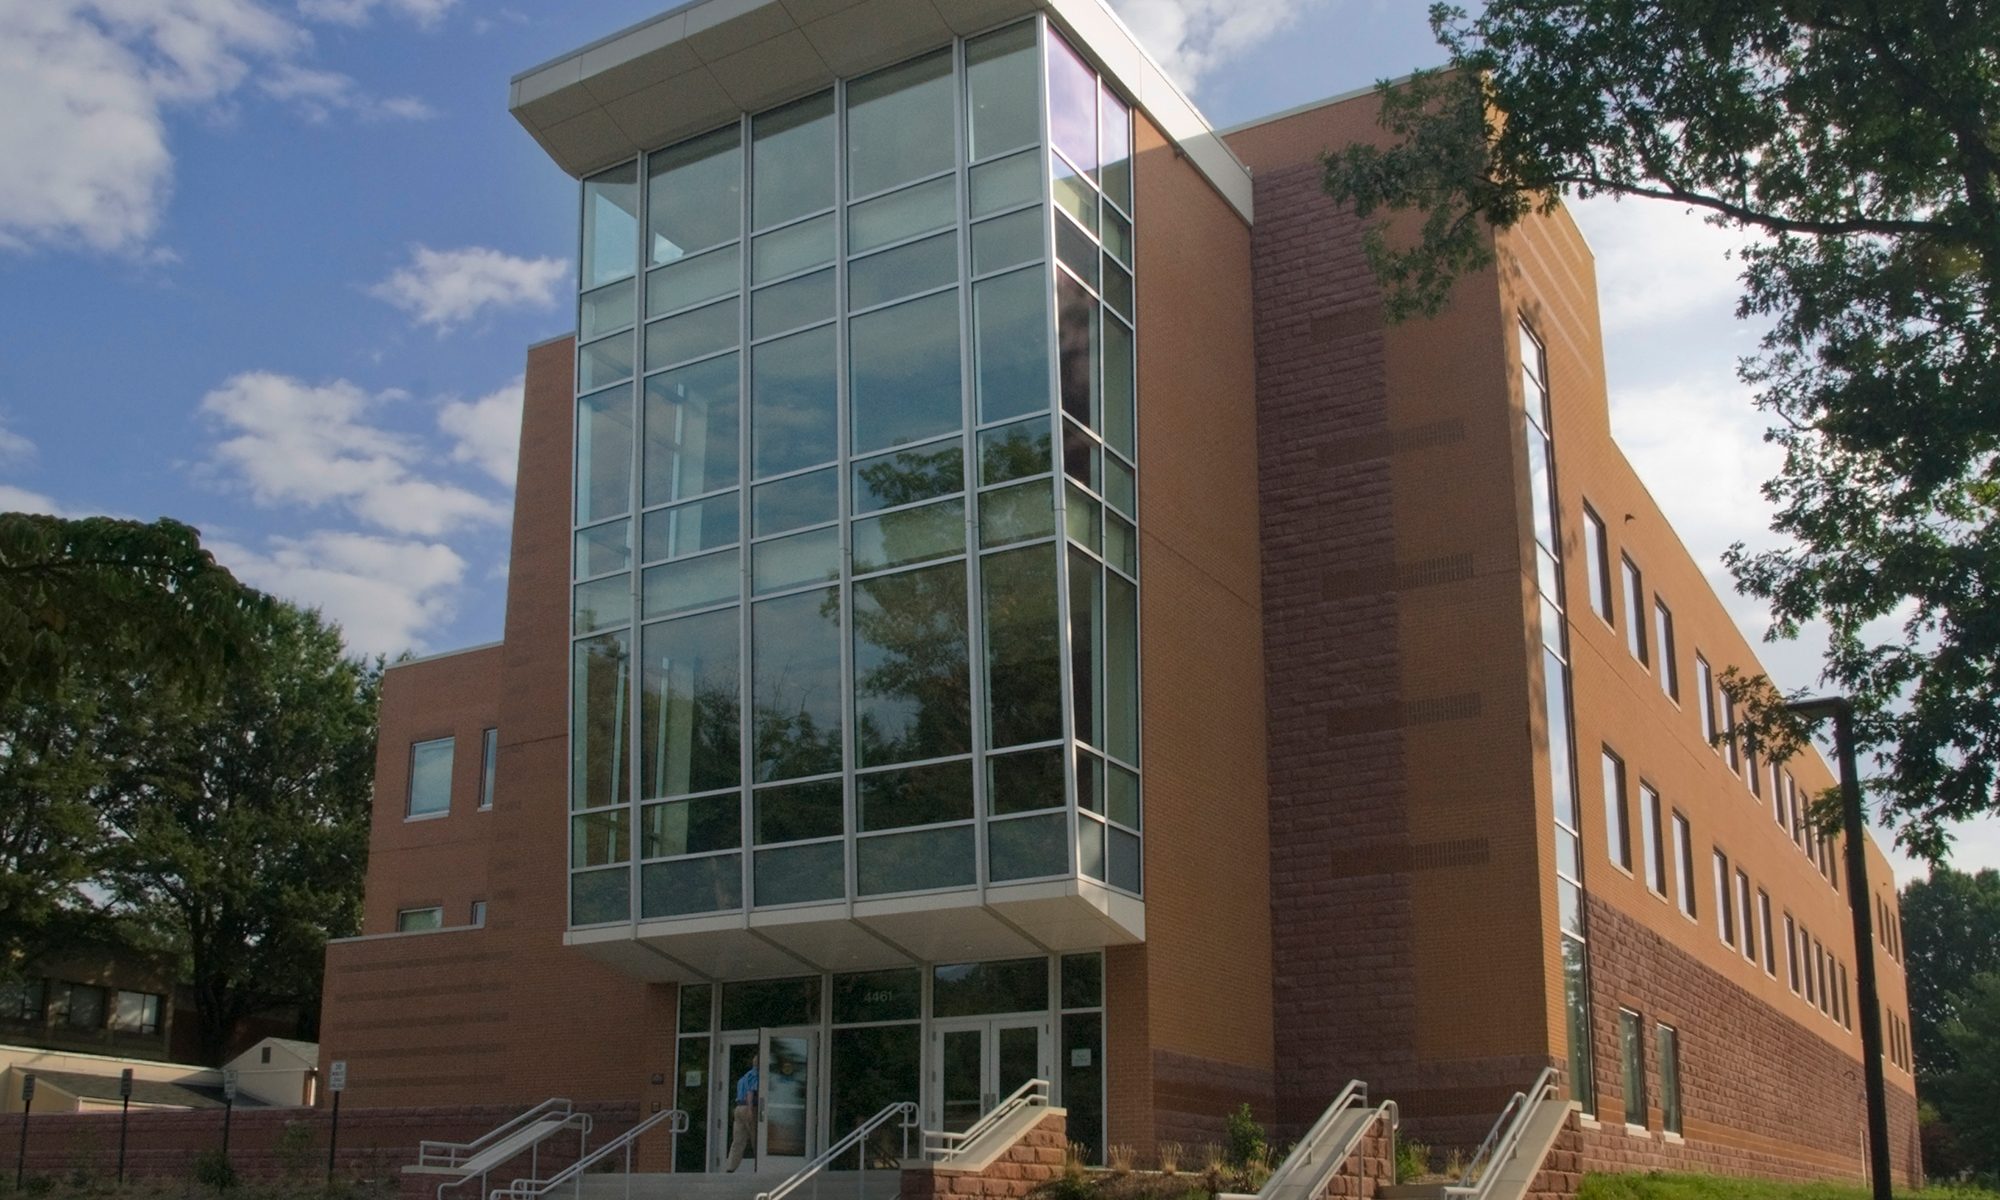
[{"x1": 901, "y1": 1112, "x2": 1067, "y2": 1200}]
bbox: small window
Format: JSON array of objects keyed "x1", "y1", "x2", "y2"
[
  {"x1": 408, "y1": 736, "x2": 455, "y2": 818},
  {"x1": 1619, "y1": 1009, "x2": 1647, "y2": 1127},
  {"x1": 1653, "y1": 599, "x2": 1678, "y2": 700},
  {"x1": 1582, "y1": 505, "x2": 1612, "y2": 623},
  {"x1": 0, "y1": 977, "x2": 44, "y2": 1022},
  {"x1": 1696, "y1": 655, "x2": 1717, "y2": 747},
  {"x1": 1785, "y1": 914, "x2": 1801, "y2": 993},
  {"x1": 397, "y1": 907, "x2": 444, "y2": 933},
  {"x1": 1713, "y1": 850, "x2": 1734, "y2": 946},
  {"x1": 1601, "y1": 749, "x2": 1631, "y2": 872},
  {"x1": 108, "y1": 990, "x2": 162, "y2": 1035},
  {"x1": 479, "y1": 728, "x2": 498, "y2": 810},
  {"x1": 52, "y1": 982, "x2": 106, "y2": 1031},
  {"x1": 1639, "y1": 783, "x2": 1666, "y2": 896},
  {"x1": 1621, "y1": 557, "x2": 1647, "y2": 665},
  {"x1": 1673, "y1": 813, "x2": 1697, "y2": 919},
  {"x1": 1758, "y1": 890, "x2": 1776, "y2": 977},
  {"x1": 1736, "y1": 870, "x2": 1756, "y2": 963},
  {"x1": 261, "y1": 1046, "x2": 272, "y2": 1064},
  {"x1": 1656, "y1": 1024, "x2": 1682, "y2": 1135},
  {"x1": 471, "y1": 900, "x2": 488, "y2": 927}
]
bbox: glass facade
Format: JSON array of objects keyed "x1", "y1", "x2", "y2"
[{"x1": 566, "y1": 20, "x2": 1139, "y2": 927}]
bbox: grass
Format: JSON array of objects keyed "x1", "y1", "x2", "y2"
[{"x1": 1579, "y1": 1172, "x2": 2000, "y2": 1200}]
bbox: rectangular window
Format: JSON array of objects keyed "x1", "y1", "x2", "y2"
[
  {"x1": 396, "y1": 907, "x2": 444, "y2": 933},
  {"x1": 109, "y1": 991, "x2": 162, "y2": 1035},
  {"x1": 1789, "y1": 776, "x2": 1806, "y2": 849},
  {"x1": 1828, "y1": 836, "x2": 1840, "y2": 889},
  {"x1": 408, "y1": 736, "x2": 454, "y2": 818},
  {"x1": 478, "y1": 728, "x2": 498, "y2": 810},
  {"x1": 1723, "y1": 695, "x2": 1741, "y2": 774},
  {"x1": 0, "y1": 977, "x2": 44, "y2": 1023},
  {"x1": 1656, "y1": 1024, "x2": 1682, "y2": 1135},
  {"x1": 1602, "y1": 749, "x2": 1632, "y2": 871},
  {"x1": 1736, "y1": 870, "x2": 1756, "y2": 963},
  {"x1": 1713, "y1": 850, "x2": 1735, "y2": 945},
  {"x1": 52, "y1": 982, "x2": 106, "y2": 1031},
  {"x1": 1815, "y1": 939, "x2": 1830, "y2": 1014},
  {"x1": 1758, "y1": 890, "x2": 1776, "y2": 976},
  {"x1": 1785, "y1": 914, "x2": 1801, "y2": 993},
  {"x1": 1772, "y1": 763, "x2": 1787, "y2": 827},
  {"x1": 1621, "y1": 557, "x2": 1647, "y2": 665},
  {"x1": 1802, "y1": 926, "x2": 1817, "y2": 1004},
  {"x1": 1583, "y1": 504, "x2": 1612, "y2": 622},
  {"x1": 1619, "y1": 1009, "x2": 1647, "y2": 1127},
  {"x1": 1747, "y1": 741, "x2": 1762, "y2": 797},
  {"x1": 471, "y1": 900, "x2": 488, "y2": 927},
  {"x1": 1697, "y1": 655, "x2": 1717, "y2": 748},
  {"x1": 1654, "y1": 599, "x2": 1678, "y2": 700},
  {"x1": 1640, "y1": 783, "x2": 1666, "y2": 896},
  {"x1": 1839, "y1": 962, "x2": 1851, "y2": 1029},
  {"x1": 1673, "y1": 813, "x2": 1696, "y2": 919}
]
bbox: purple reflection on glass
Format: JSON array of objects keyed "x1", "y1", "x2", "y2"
[{"x1": 1047, "y1": 31, "x2": 1097, "y2": 174}]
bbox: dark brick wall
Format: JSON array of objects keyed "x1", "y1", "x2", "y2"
[{"x1": 901, "y1": 1112, "x2": 1067, "y2": 1200}]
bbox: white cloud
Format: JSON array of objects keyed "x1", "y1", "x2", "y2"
[
  {"x1": 296, "y1": 0, "x2": 453, "y2": 29},
  {"x1": 1570, "y1": 196, "x2": 1756, "y2": 336},
  {"x1": 0, "y1": 483, "x2": 64, "y2": 516},
  {"x1": 200, "y1": 370, "x2": 506, "y2": 536},
  {"x1": 0, "y1": 419, "x2": 35, "y2": 468},
  {"x1": 438, "y1": 376, "x2": 523, "y2": 486},
  {"x1": 258, "y1": 63, "x2": 434, "y2": 121},
  {"x1": 213, "y1": 529, "x2": 464, "y2": 655},
  {"x1": 369, "y1": 245, "x2": 569, "y2": 332},
  {"x1": 0, "y1": 0, "x2": 427, "y2": 255},
  {"x1": 1107, "y1": 0, "x2": 1313, "y2": 87}
]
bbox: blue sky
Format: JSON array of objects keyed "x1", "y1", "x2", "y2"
[{"x1": 1, "y1": 0, "x2": 1993, "y2": 874}]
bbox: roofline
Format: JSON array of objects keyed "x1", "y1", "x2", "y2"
[
  {"x1": 1217, "y1": 71, "x2": 1425, "y2": 138},
  {"x1": 390, "y1": 640, "x2": 505, "y2": 670}
]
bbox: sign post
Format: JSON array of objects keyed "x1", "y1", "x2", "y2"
[
  {"x1": 325, "y1": 1061, "x2": 346, "y2": 1183},
  {"x1": 117, "y1": 1069, "x2": 134, "y2": 1183},
  {"x1": 16, "y1": 1072, "x2": 34, "y2": 1187},
  {"x1": 221, "y1": 1069, "x2": 238, "y2": 1162}
]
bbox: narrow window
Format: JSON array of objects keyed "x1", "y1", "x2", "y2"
[
  {"x1": 1602, "y1": 749, "x2": 1632, "y2": 871},
  {"x1": 1789, "y1": 778, "x2": 1806, "y2": 850},
  {"x1": 1785, "y1": 914, "x2": 1801, "y2": 993},
  {"x1": 1656, "y1": 1023, "x2": 1682, "y2": 1135},
  {"x1": 408, "y1": 736, "x2": 455, "y2": 818},
  {"x1": 1621, "y1": 557, "x2": 1647, "y2": 665},
  {"x1": 1758, "y1": 890, "x2": 1776, "y2": 976},
  {"x1": 396, "y1": 907, "x2": 444, "y2": 933},
  {"x1": 1772, "y1": 762, "x2": 1786, "y2": 826},
  {"x1": 1828, "y1": 836, "x2": 1840, "y2": 889},
  {"x1": 1583, "y1": 504, "x2": 1612, "y2": 622},
  {"x1": 1653, "y1": 599, "x2": 1678, "y2": 699},
  {"x1": 1802, "y1": 926, "x2": 1817, "y2": 1004},
  {"x1": 1839, "y1": 962, "x2": 1852, "y2": 1029},
  {"x1": 1736, "y1": 870, "x2": 1756, "y2": 963},
  {"x1": 1722, "y1": 695, "x2": 1741, "y2": 774},
  {"x1": 1619, "y1": 1009, "x2": 1647, "y2": 1127},
  {"x1": 471, "y1": 899, "x2": 488, "y2": 927},
  {"x1": 1713, "y1": 850, "x2": 1734, "y2": 946},
  {"x1": 478, "y1": 727, "x2": 498, "y2": 810},
  {"x1": 1696, "y1": 655, "x2": 1717, "y2": 748},
  {"x1": 1747, "y1": 741, "x2": 1762, "y2": 797},
  {"x1": 1815, "y1": 939, "x2": 1830, "y2": 1014},
  {"x1": 1673, "y1": 813, "x2": 1697, "y2": 919},
  {"x1": 1639, "y1": 783, "x2": 1666, "y2": 896}
]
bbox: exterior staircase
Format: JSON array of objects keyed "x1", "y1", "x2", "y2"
[{"x1": 1382, "y1": 1070, "x2": 1569, "y2": 1200}]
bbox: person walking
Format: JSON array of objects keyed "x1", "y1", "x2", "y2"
[{"x1": 724, "y1": 1062, "x2": 759, "y2": 1171}]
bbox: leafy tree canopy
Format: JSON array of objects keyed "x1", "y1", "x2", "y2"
[
  {"x1": 1902, "y1": 866, "x2": 2000, "y2": 1081},
  {"x1": 1324, "y1": 1, "x2": 2000, "y2": 860},
  {"x1": 1934, "y1": 971, "x2": 2000, "y2": 1175}
]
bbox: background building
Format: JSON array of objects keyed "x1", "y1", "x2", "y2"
[{"x1": 317, "y1": 0, "x2": 1920, "y2": 1185}]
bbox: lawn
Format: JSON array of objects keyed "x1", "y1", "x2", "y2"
[{"x1": 1579, "y1": 1172, "x2": 2000, "y2": 1200}]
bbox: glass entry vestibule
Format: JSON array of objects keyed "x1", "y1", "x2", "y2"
[{"x1": 673, "y1": 955, "x2": 1105, "y2": 1173}]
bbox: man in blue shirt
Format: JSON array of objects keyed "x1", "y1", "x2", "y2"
[{"x1": 724, "y1": 1063, "x2": 758, "y2": 1171}]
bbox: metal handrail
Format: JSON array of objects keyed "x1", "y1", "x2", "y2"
[
  {"x1": 490, "y1": 1108, "x2": 687, "y2": 1200},
  {"x1": 923, "y1": 1078, "x2": 1050, "y2": 1162},
  {"x1": 1456, "y1": 1068, "x2": 1558, "y2": 1197},
  {"x1": 434, "y1": 1111, "x2": 593, "y2": 1200},
  {"x1": 1259, "y1": 1081, "x2": 1367, "y2": 1198},
  {"x1": 1216, "y1": 1086, "x2": 1397, "y2": 1200},
  {"x1": 757, "y1": 1101, "x2": 919, "y2": 1200},
  {"x1": 421, "y1": 1099, "x2": 580, "y2": 1169}
]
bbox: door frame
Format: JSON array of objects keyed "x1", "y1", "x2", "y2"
[
  {"x1": 926, "y1": 1015, "x2": 1051, "y2": 1131},
  {"x1": 757, "y1": 1025, "x2": 820, "y2": 1172}
]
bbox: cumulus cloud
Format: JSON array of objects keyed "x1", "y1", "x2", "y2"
[
  {"x1": 0, "y1": 483, "x2": 64, "y2": 516},
  {"x1": 0, "y1": 419, "x2": 34, "y2": 468},
  {"x1": 200, "y1": 370, "x2": 506, "y2": 536},
  {"x1": 258, "y1": 62, "x2": 434, "y2": 121},
  {"x1": 0, "y1": 0, "x2": 429, "y2": 256},
  {"x1": 295, "y1": 0, "x2": 453, "y2": 28},
  {"x1": 1570, "y1": 196, "x2": 1756, "y2": 336},
  {"x1": 438, "y1": 376, "x2": 523, "y2": 486},
  {"x1": 369, "y1": 246, "x2": 569, "y2": 331},
  {"x1": 1107, "y1": 0, "x2": 1313, "y2": 87},
  {"x1": 213, "y1": 529, "x2": 465, "y2": 655}
]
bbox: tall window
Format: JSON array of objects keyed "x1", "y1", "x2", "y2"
[
  {"x1": 1802, "y1": 926, "x2": 1817, "y2": 1004},
  {"x1": 1772, "y1": 762, "x2": 1787, "y2": 827},
  {"x1": 1656, "y1": 1024, "x2": 1682, "y2": 1135},
  {"x1": 1758, "y1": 890, "x2": 1776, "y2": 976},
  {"x1": 478, "y1": 727, "x2": 498, "y2": 810},
  {"x1": 1788, "y1": 776, "x2": 1806, "y2": 849},
  {"x1": 1619, "y1": 1009, "x2": 1647, "y2": 1127},
  {"x1": 1723, "y1": 696, "x2": 1741, "y2": 774},
  {"x1": 1713, "y1": 849, "x2": 1734, "y2": 945},
  {"x1": 1640, "y1": 783, "x2": 1665, "y2": 896},
  {"x1": 1673, "y1": 812, "x2": 1697, "y2": 919},
  {"x1": 1696, "y1": 655, "x2": 1717, "y2": 748},
  {"x1": 1785, "y1": 913, "x2": 1801, "y2": 993},
  {"x1": 1621, "y1": 556, "x2": 1647, "y2": 665},
  {"x1": 1582, "y1": 504, "x2": 1611, "y2": 623},
  {"x1": 1653, "y1": 599, "x2": 1678, "y2": 700},
  {"x1": 1736, "y1": 870, "x2": 1756, "y2": 963},
  {"x1": 1602, "y1": 749, "x2": 1631, "y2": 872},
  {"x1": 408, "y1": 736, "x2": 454, "y2": 818}
]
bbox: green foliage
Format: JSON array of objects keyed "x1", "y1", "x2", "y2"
[
  {"x1": 1577, "y1": 1170, "x2": 2000, "y2": 1200},
  {"x1": 190, "y1": 1152, "x2": 237, "y2": 1191},
  {"x1": 1933, "y1": 973, "x2": 2000, "y2": 1176},
  {"x1": 1903, "y1": 869, "x2": 2000, "y2": 1081},
  {"x1": 273, "y1": 1121, "x2": 320, "y2": 1179},
  {"x1": 1321, "y1": 1, "x2": 2000, "y2": 861},
  {"x1": 1223, "y1": 1103, "x2": 1266, "y2": 1169},
  {"x1": 1395, "y1": 1139, "x2": 1431, "y2": 1184}
]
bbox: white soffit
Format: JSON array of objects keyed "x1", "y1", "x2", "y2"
[{"x1": 509, "y1": 0, "x2": 1252, "y2": 222}]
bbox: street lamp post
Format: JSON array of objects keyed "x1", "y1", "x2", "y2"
[{"x1": 1785, "y1": 696, "x2": 1893, "y2": 1200}]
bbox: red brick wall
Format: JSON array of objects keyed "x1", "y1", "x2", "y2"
[{"x1": 900, "y1": 1112, "x2": 1067, "y2": 1200}]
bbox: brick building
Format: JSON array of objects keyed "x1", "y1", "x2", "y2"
[{"x1": 315, "y1": 0, "x2": 1921, "y2": 1186}]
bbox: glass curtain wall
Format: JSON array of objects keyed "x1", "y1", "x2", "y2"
[
  {"x1": 1522, "y1": 322, "x2": 1596, "y2": 1109},
  {"x1": 567, "y1": 19, "x2": 1140, "y2": 925}
]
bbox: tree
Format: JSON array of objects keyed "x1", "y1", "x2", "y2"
[
  {"x1": 0, "y1": 514, "x2": 264, "y2": 704},
  {"x1": 97, "y1": 602, "x2": 379, "y2": 1062},
  {"x1": 0, "y1": 675, "x2": 119, "y2": 973},
  {"x1": 1902, "y1": 867, "x2": 2000, "y2": 1081},
  {"x1": 1322, "y1": 2, "x2": 2000, "y2": 860},
  {"x1": 1933, "y1": 972, "x2": 2000, "y2": 1175}
]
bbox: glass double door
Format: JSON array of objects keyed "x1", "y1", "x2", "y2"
[
  {"x1": 714, "y1": 1028, "x2": 818, "y2": 1173},
  {"x1": 930, "y1": 1016, "x2": 1049, "y2": 1134}
]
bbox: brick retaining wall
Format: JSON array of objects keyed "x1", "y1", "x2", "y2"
[{"x1": 901, "y1": 1112, "x2": 1067, "y2": 1200}]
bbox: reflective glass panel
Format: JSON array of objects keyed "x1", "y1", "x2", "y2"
[
  {"x1": 753, "y1": 91, "x2": 835, "y2": 230},
  {"x1": 582, "y1": 162, "x2": 639, "y2": 289},
  {"x1": 990, "y1": 812, "x2": 1067, "y2": 881},
  {"x1": 1103, "y1": 453, "x2": 1134, "y2": 515},
  {"x1": 857, "y1": 759, "x2": 973, "y2": 829},
  {"x1": 851, "y1": 290, "x2": 962, "y2": 454},
  {"x1": 1101, "y1": 207, "x2": 1131, "y2": 265},
  {"x1": 847, "y1": 49, "x2": 954, "y2": 198},
  {"x1": 645, "y1": 353, "x2": 740, "y2": 505},
  {"x1": 849, "y1": 176, "x2": 956, "y2": 254},
  {"x1": 1102, "y1": 258, "x2": 1133, "y2": 321},
  {"x1": 647, "y1": 299, "x2": 737, "y2": 368},
  {"x1": 1046, "y1": 33, "x2": 1097, "y2": 174},
  {"x1": 1070, "y1": 547, "x2": 1101, "y2": 746},
  {"x1": 574, "y1": 574, "x2": 630, "y2": 634},
  {"x1": 833, "y1": 969, "x2": 921, "y2": 1023},
  {"x1": 572, "y1": 865, "x2": 630, "y2": 924},
  {"x1": 648, "y1": 245, "x2": 739, "y2": 317},
  {"x1": 1062, "y1": 420, "x2": 1100, "y2": 490},
  {"x1": 1105, "y1": 569, "x2": 1138, "y2": 763},
  {"x1": 753, "y1": 467, "x2": 839, "y2": 536},
  {"x1": 643, "y1": 496, "x2": 738, "y2": 562},
  {"x1": 969, "y1": 150, "x2": 1041, "y2": 217},
  {"x1": 753, "y1": 325, "x2": 838, "y2": 477},
  {"x1": 753, "y1": 586, "x2": 843, "y2": 781},
  {"x1": 649, "y1": 125, "x2": 742, "y2": 264},
  {"x1": 1052, "y1": 155, "x2": 1097, "y2": 234},
  {"x1": 830, "y1": 1026, "x2": 921, "y2": 1168},
  {"x1": 579, "y1": 331, "x2": 634, "y2": 391},
  {"x1": 1065, "y1": 483, "x2": 1100, "y2": 554},
  {"x1": 755, "y1": 842, "x2": 845, "y2": 906},
  {"x1": 642, "y1": 549, "x2": 738, "y2": 618},
  {"x1": 979, "y1": 417, "x2": 1053, "y2": 485},
  {"x1": 975, "y1": 267, "x2": 1050, "y2": 423},
  {"x1": 640, "y1": 608, "x2": 741, "y2": 799},
  {"x1": 581, "y1": 278, "x2": 635, "y2": 339},
  {"x1": 988, "y1": 745, "x2": 1064, "y2": 814},
  {"x1": 978, "y1": 479, "x2": 1054, "y2": 547},
  {"x1": 1105, "y1": 511, "x2": 1136, "y2": 575},
  {"x1": 983, "y1": 544, "x2": 1062, "y2": 747},
  {"x1": 577, "y1": 519, "x2": 632, "y2": 577},
  {"x1": 1099, "y1": 85, "x2": 1131, "y2": 210},
  {"x1": 1057, "y1": 274, "x2": 1096, "y2": 425},
  {"x1": 854, "y1": 561, "x2": 971, "y2": 766},
  {"x1": 753, "y1": 526, "x2": 841, "y2": 593},
  {"x1": 1105, "y1": 764, "x2": 1138, "y2": 827},
  {"x1": 721, "y1": 977, "x2": 821, "y2": 1029},
  {"x1": 853, "y1": 441, "x2": 963, "y2": 513},
  {"x1": 755, "y1": 779, "x2": 843, "y2": 844},
  {"x1": 850, "y1": 232, "x2": 957, "y2": 310},
  {"x1": 932, "y1": 958, "x2": 1048, "y2": 1017},
  {"x1": 853, "y1": 499, "x2": 965, "y2": 573},
  {"x1": 753, "y1": 213, "x2": 836, "y2": 284},
  {"x1": 408, "y1": 737, "x2": 453, "y2": 817},
  {"x1": 576, "y1": 386, "x2": 633, "y2": 525},
  {"x1": 1056, "y1": 217, "x2": 1097, "y2": 289},
  {"x1": 1102, "y1": 318, "x2": 1134, "y2": 458},
  {"x1": 1078, "y1": 812, "x2": 1105, "y2": 880},
  {"x1": 972, "y1": 208, "x2": 1041, "y2": 276},
  {"x1": 1061, "y1": 1012, "x2": 1103, "y2": 1161},
  {"x1": 572, "y1": 811, "x2": 629, "y2": 867},
  {"x1": 1108, "y1": 826, "x2": 1139, "y2": 892},
  {"x1": 642, "y1": 854, "x2": 742, "y2": 917},
  {"x1": 640, "y1": 793, "x2": 741, "y2": 856},
  {"x1": 680, "y1": 984, "x2": 713, "y2": 1032},
  {"x1": 753, "y1": 268, "x2": 835, "y2": 338},
  {"x1": 965, "y1": 21, "x2": 1039, "y2": 159},
  {"x1": 572, "y1": 631, "x2": 630, "y2": 810},
  {"x1": 857, "y1": 825, "x2": 975, "y2": 894}
]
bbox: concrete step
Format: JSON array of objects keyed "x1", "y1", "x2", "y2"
[{"x1": 567, "y1": 1170, "x2": 902, "y2": 1200}]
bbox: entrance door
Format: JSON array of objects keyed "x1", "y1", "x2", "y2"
[
  {"x1": 713, "y1": 1035, "x2": 760, "y2": 1172},
  {"x1": 929, "y1": 1017, "x2": 1049, "y2": 1134},
  {"x1": 757, "y1": 1027, "x2": 818, "y2": 1173}
]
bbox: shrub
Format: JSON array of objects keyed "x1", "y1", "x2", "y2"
[
  {"x1": 1395, "y1": 1139, "x2": 1431, "y2": 1184},
  {"x1": 1224, "y1": 1104, "x2": 1266, "y2": 1169},
  {"x1": 191, "y1": 1151, "x2": 236, "y2": 1191}
]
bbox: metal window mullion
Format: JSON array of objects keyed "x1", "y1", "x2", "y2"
[
  {"x1": 953, "y1": 33, "x2": 993, "y2": 904},
  {"x1": 738, "y1": 110, "x2": 756, "y2": 919},
  {"x1": 834, "y1": 73, "x2": 860, "y2": 920}
]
